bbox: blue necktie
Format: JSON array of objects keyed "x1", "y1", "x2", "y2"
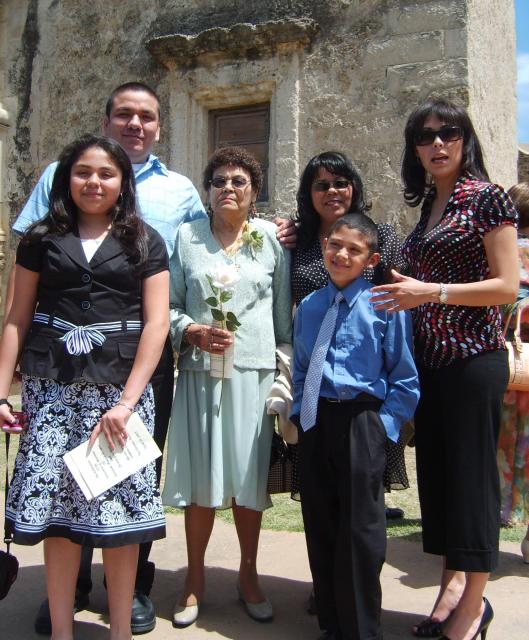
[{"x1": 300, "y1": 291, "x2": 344, "y2": 431}]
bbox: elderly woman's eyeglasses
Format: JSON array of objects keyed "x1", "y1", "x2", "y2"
[
  {"x1": 415, "y1": 125, "x2": 463, "y2": 146},
  {"x1": 312, "y1": 179, "x2": 351, "y2": 192},
  {"x1": 210, "y1": 177, "x2": 250, "y2": 189}
]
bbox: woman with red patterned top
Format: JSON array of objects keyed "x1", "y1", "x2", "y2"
[{"x1": 371, "y1": 98, "x2": 518, "y2": 640}]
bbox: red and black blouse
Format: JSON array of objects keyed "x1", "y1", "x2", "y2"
[{"x1": 402, "y1": 173, "x2": 517, "y2": 370}]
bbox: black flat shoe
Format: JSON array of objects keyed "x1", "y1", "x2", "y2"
[
  {"x1": 386, "y1": 507, "x2": 404, "y2": 519},
  {"x1": 412, "y1": 616, "x2": 444, "y2": 637},
  {"x1": 439, "y1": 598, "x2": 493, "y2": 640},
  {"x1": 131, "y1": 591, "x2": 156, "y2": 634},
  {"x1": 34, "y1": 590, "x2": 89, "y2": 635}
]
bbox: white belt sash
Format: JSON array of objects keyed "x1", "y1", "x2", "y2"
[{"x1": 33, "y1": 313, "x2": 143, "y2": 356}]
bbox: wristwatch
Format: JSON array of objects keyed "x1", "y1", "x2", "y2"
[{"x1": 439, "y1": 283, "x2": 448, "y2": 304}]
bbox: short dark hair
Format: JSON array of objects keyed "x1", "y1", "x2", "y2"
[
  {"x1": 23, "y1": 134, "x2": 148, "y2": 270},
  {"x1": 294, "y1": 151, "x2": 371, "y2": 249},
  {"x1": 203, "y1": 146, "x2": 263, "y2": 197},
  {"x1": 508, "y1": 182, "x2": 529, "y2": 230},
  {"x1": 105, "y1": 82, "x2": 161, "y2": 119},
  {"x1": 402, "y1": 97, "x2": 489, "y2": 207},
  {"x1": 328, "y1": 213, "x2": 379, "y2": 255}
]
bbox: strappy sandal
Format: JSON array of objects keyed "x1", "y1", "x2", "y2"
[{"x1": 412, "y1": 617, "x2": 444, "y2": 638}]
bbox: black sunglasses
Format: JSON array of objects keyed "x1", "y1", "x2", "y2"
[
  {"x1": 312, "y1": 179, "x2": 351, "y2": 192},
  {"x1": 415, "y1": 125, "x2": 463, "y2": 146},
  {"x1": 210, "y1": 176, "x2": 250, "y2": 189}
]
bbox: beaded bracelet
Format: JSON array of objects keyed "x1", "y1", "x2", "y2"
[{"x1": 116, "y1": 401, "x2": 134, "y2": 413}]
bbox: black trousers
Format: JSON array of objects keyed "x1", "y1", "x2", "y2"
[
  {"x1": 299, "y1": 396, "x2": 386, "y2": 640},
  {"x1": 77, "y1": 345, "x2": 175, "y2": 596},
  {"x1": 415, "y1": 350, "x2": 508, "y2": 573}
]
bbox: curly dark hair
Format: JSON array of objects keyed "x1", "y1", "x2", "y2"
[
  {"x1": 402, "y1": 97, "x2": 489, "y2": 207},
  {"x1": 22, "y1": 134, "x2": 149, "y2": 270},
  {"x1": 294, "y1": 151, "x2": 371, "y2": 249},
  {"x1": 203, "y1": 146, "x2": 263, "y2": 200}
]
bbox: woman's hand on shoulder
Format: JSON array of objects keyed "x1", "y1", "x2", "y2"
[
  {"x1": 370, "y1": 270, "x2": 439, "y2": 311},
  {"x1": 89, "y1": 404, "x2": 132, "y2": 451},
  {"x1": 273, "y1": 217, "x2": 297, "y2": 249},
  {"x1": 184, "y1": 323, "x2": 233, "y2": 354}
]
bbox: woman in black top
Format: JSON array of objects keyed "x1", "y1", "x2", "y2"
[
  {"x1": 0, "y1": 135, "x2": 169, "y2": 640},
  {"x1": 292, "y1": 151, "x2": 409, "y2": 497}
]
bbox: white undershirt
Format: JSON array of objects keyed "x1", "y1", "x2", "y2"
[{"x1": 81, "y1": 237, "x2": 104, "y2": 262}]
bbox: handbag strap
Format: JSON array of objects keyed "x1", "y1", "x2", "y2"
[
  {"x1": 503, "y1": 298, "x2": 529, "y2": 345},
  {"x1": 3, "y1": 433, "x2": 14, "y2": 554}
]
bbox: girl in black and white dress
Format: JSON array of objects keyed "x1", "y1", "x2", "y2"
[{"x1": 0, "y1": 134, "x2": 169, "y2": 640}]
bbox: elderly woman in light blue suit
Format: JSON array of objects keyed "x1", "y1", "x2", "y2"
[{"x1": 163, "y1": 146, "x2": 291, "y2": 628}]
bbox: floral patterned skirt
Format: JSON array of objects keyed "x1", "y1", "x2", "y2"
[
  {"x1": 6, "y1": 376, "x2": 166, "y2": 547},
  {"x1": 497, "y1": 390, "x2": 529, "y2": 524}
]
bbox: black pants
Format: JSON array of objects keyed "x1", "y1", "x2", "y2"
[
  {"x1": 415, "y1": 350, "x2": 508, "y2": 573},
  {"x1": 299, "y1": 396, "x2": 386, "y2": 640},
  {"x1": 77, "y1": 347, "x2": 174, "y2": 596}
]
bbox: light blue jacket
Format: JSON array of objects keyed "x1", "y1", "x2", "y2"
[{"x1": 170, "y1": 217, "x2": 292, "y2": 371}]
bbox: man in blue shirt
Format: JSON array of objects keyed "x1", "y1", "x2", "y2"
[{"x1": 291, "y1": 214, "x2": 419, "y2": 640}]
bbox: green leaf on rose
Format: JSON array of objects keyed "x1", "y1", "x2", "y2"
[
  {"x1": 226, "y1": 321, "x2": 239, "y2": 332},
  {"x1": 205, "y1": 296, "x2": 218, "y2": 307},
  {"x1": 211, "y1": 308, "x2": 225, "y2": 321},
  {"x1": 226, "y1": 311, "x2": 241, "y2": 327},
  {"x1": 206, "y1": 274, "x2": 219, "y2": 295},
  {"x1": 219, "y1": 290, "x2": 232, "y2": 303}
]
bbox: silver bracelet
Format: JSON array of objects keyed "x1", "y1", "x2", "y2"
[
  {"x1": 116, "y1": 401, "x2": 134, "y2": 413},
  {"x1": 439, "y1": 282, "x2": 448, "y2": 304}
]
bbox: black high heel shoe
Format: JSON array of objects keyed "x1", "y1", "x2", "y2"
[{"x1": 439, "y1": 598, "x2": 493, "y2": 640}]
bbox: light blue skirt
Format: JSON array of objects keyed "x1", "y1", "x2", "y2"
[{"x1": 162, "y1": 367, "x2": 275, "y2": 512}]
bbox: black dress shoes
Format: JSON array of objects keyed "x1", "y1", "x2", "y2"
[
  {"x1": 34, "y1": 590, "x2": 89, "y2": 635},
  {"x1": 131, "y1": 590, "x2": 156, "y2": 634},
  {"x1": 385, "y1": 506, "x2": 405, "y2": 519}
]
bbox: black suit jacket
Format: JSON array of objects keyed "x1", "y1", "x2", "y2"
[{"x1": 17, "y1": 225, "x2": 170, "y2": 385}]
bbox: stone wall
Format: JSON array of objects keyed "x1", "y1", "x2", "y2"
[
  {"x1": 0, "y1": 0, "x2": 518, "y2": 264},
  {"x1": 519, "y1": 147, "x2": 529, "y2": 184}
]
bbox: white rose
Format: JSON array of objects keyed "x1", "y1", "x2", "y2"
[{"x1": 209, "y1": 263, "x2": 241, "y2": 290}]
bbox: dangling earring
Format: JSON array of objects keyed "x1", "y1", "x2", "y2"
[
  {"x1": 248, "y1": 202, "x2": 257, "y2": 220},
  {"x1": 117, "y1": 192, "x2": 123, "y2": 204},
  {"x1": 207, "y1": 203, "x2": 214, "y2": 218}
]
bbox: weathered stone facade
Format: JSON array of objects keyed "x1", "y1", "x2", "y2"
[
  {"x1": 0, "y1": 0, "x2": 518, "y2": 310},
  {"x1": 519, "y1": 146, "x2": 529, "y2": 183}
]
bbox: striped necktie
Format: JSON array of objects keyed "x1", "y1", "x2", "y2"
[{"x1": 300, "y1": 291, "x2": 344, "y2": 431}]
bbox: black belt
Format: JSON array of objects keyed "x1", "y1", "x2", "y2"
[{"x1": 320, "y1": 392, "x2": 379, "y2": 405}]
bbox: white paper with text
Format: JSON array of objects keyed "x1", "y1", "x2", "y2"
[{"x1": 64, "y1": 412, "x2": 162, "y2": 501}]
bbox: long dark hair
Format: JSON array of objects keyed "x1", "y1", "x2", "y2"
[
  {"x1": 402, "y1": 97, "x2": 489, "y2": 207},
  {"x1": 294, "y1": 151, "x2": 370, "y2": 249},
  {"x1": 23, "y1": 134, "x2": 148, "y2": 269}
]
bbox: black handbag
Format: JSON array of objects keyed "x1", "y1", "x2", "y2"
[
  {"x1": 0, "y1": 433, "x2": 19, "y2": 599},
  {"x1": 267, "y1": 430, "x2": 293, "y2": 495}
]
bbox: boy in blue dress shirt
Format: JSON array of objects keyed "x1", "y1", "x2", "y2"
[{"x1": 291, "y1": 214, "x2": 419, "y2": 640}]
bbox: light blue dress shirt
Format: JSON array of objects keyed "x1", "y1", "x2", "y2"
[
  {"x1": 291, "y1": 277, "x2": 420, "y2": 442},
  {"x1": 12, "y1": 154, "x2": 206, "y2": 255}
]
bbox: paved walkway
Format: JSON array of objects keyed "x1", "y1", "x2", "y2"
[{"x1": 0, "y1": 512, "x2": 527, "y2": 639}]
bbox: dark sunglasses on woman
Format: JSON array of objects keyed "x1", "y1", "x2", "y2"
[
  {"x1": 312, "y1": 179, "x2": 351, "y2": 192},
  {"x1": 415, "y1": 125, "x2": 463, "y2": 146}
]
